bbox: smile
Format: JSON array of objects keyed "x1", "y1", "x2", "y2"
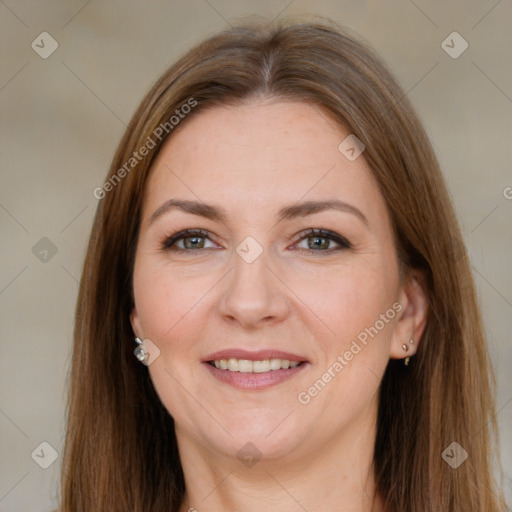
[
  {"x1": 209, "y1": 358, "x2": 302, "y2": 372},
  {"x1": 202, "y1": 349, "x2": 310, "y2": 390}
]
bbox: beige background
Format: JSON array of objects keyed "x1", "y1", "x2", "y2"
[{"x1": 1, "y1": 1, "x2": 511, "y2": 510}]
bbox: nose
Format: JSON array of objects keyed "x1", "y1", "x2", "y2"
[{"x1": 217, "y1": 245, "x2": 291, "y2": 329}]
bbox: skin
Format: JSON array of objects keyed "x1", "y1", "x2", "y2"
[{"x1": 130, "y1": 99, "x2": 428, "y2": 512}]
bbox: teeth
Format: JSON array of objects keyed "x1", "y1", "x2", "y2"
[
  {"x1": 253, "y1": 360, "x2": 268, "y2": 373},
  {"x1": 211, "y1": 358, "x2": 301, "y2": 372},
  {"x1": 227, "y1": 358, "x2": 239, "y2": 371},
  {"x1": 269, "y1": 358, "x2": 282, "y2": 370}
]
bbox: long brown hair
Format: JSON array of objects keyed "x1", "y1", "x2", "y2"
[{"x1": 59, "y1": 20, "x2": 506, "y2": 511}]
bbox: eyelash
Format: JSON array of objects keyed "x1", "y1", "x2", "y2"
[{"x1": 160, "y1": 228, "x2": 352, "y2": 255}]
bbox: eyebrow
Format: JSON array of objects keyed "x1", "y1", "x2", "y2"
[{"x1": 148, "y1": 198, "x2": 369, "y2": 227}]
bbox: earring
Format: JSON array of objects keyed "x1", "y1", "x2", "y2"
[
  {"x1": 403, "y1": 337, "x2": 414, "y2": 366},
  {"x1": 134, "y1": 337, "x2": 148, "y2": 364}
]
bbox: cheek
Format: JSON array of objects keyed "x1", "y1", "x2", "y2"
[
  {"x1": 133, "y1": 261, "x2": 214, "y2": 353},
  {"x1": 286, "y1": 257, "x2": 398, "y2": 351},
  {"x1": 295, "y1": 272, "x2": 397, "y2": 426}
]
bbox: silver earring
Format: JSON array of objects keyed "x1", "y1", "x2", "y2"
[
  {"x1": 134, "y1": 337, "x2": 148, "y2": 364},
  {"x1": 402, "y1": 343, "x2": 409, "y2": 353},
  {"x1": 410, "y1": 337, "x2": 414, "y2": 345}
]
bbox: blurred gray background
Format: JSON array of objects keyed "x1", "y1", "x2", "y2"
[{"x1": 1, "y1": 1, "x2": 511, "y2": 510}]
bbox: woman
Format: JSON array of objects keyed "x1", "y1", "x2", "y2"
[{"x1": 58, "y1": 20, "x2": 507, "y2": 511}]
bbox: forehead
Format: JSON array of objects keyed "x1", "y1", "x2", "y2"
[{"x1": 141, "y1": 100, "x2": 386, "y2": 225}]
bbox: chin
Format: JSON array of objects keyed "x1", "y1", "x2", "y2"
[{"x1": 207, "y1": 414, "x2": 305, "y2": 462}]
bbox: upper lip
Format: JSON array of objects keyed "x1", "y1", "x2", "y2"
[{"x1": 202, "y1": 349, "x2": 308, "y2": 363}]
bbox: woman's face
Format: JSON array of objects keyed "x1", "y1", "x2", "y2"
[{"x1": 131, "y1": 100, "x2": 418, "y2": 464}]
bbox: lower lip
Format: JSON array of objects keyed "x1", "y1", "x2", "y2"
[{"x1": 203, "y1": 362, "x2": 309, "y2": 390}]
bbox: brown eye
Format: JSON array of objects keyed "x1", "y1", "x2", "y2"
[
  {"x1": 181, "y1": 235, "x2": 206, "y2": 249},
  {"x1": 306, "y1": 236, "x2": 331, "y2": 250}
]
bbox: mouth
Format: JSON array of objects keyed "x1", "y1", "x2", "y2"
[
  {"x1": 207, "y1": 358, "x2": 304, "y2": 372},
  {"x1": 202, "y1": 349, "x2": 310, "y2": 390}
]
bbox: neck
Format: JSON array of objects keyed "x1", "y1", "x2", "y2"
[{"x1": 176, "y1": 399, "x2": 383, "y2": 512}]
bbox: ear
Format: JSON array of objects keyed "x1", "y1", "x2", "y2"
[
  {"x1": 130, "y1": 306, "x2": 143, "y2": 340},
  {"x1": 389, "y1": 271, "x2": 429, "y2": 360}
]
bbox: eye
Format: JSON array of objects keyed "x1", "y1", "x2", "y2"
[
  {"x1": 292, "y1": 228, "x2": 351, "y2": 254},
  {"x1": 160, "y1": 229, "x2": 219, "y2": 251},
  {"x1": 160, "y1": 228, "x2": 351, "y2": 254}
]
